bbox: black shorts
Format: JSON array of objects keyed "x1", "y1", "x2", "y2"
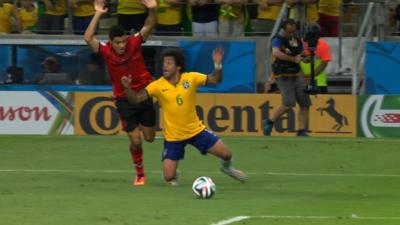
[{"x1": 114, "y1": 97, "x2": 156, "y2": 132}]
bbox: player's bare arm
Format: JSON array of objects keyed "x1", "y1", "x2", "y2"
[
  {"x1": 207, "y1": 48, "x2": 224, "y2": 85},
  {"x1": 121, "y1": 76, "x2": 150, "y2": 104},
  {"x1": 139, "y1": 0, "x2": 158, "y2": 41},
  {"x1": 84, "y1": 0, "x2": 108, "y2": 53}
]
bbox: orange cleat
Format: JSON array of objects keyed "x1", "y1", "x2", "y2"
[{"x1": 133, "y1": 175, "x2": 146, "y2": 186}]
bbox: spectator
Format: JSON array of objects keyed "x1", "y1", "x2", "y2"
[
  {"x1": 216, "y1": 0, "x2": 248, "y2": 37},
  {"x1": 287, "y1": 0, "x2": 318, "y2": 30},
  {"x1": 251, "y1": 0, "x2": 283, "y2": 36},
  {"x1": 68, "y1": 0, "x2": 95, "y2": 35},
  {"x1": 18, "y1": 0, "x2": 37, "y2": 33},
  {"x1": 37, "y1": 0, "x2": 66, "y2": 34},
  {"x1": 35, "y1": 56, "x2": 71, "y2": 84},
  {"x1": 300, "y1": 24, "x2": 332, "y2": 94},
  {"x1": 117, "y1": 0, "x2": 148, "y2": 33},
  {"x1": 390, "y1": 3, "x2": 400, "y2": 35},
  {"x1": 155, "y1": 0, "x2": 182, "y2": 36},
  {"x1": 318, "y1": 0, "x2": 341, "y2": 36},
  {"x1": 189, "y1": 0, "x2": 219, "y2": 37},
  {"x1": 0, "y1": 0, "x2": 21, "y2": 34},
  {"x1": 76, "y1": 54, "x2": 107, "y2": 85}
]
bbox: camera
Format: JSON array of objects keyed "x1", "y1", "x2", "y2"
[
  {"x1": 303, "y1": 24, "x2": 320, "y2": 50},
  {"x1": 303, "y1": 24, "x2": 321, "y2": 95}
]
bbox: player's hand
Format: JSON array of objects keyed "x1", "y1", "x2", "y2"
[
  {"x1": 121, "y1": 75, "x2": 132, "y2": 89},
  {"x1": 94, "y1": 0, "x2": 108, "y2": 14},
  {"x1": 141, "y1": 0, "x2": 157, "y2": 9},
  {"x1": 293, "y1": 54, "x2": 302, "y2": 64},
  {"x1": 212, "y1": 48, "x2": 224, "y2": 65}
]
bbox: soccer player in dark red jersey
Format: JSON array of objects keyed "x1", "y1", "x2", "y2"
[{"x1": 84, "y1": 0, "x2": 157, "y2": 186}]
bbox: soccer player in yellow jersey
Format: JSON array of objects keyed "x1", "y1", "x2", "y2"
[{"x1": 121, "y1": 48, "x2": 248, "y2": 185}]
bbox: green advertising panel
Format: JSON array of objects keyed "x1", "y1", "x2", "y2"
[{"x1": 358, "y1": 95, "x2": 400, "y2": 137}]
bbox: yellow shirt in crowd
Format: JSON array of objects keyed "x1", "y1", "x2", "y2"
[
  {"x1": 289, "y1": 3, "x2": 318, "y2": 23},
  {"x1": 157, "y1": 0, "x2": 181, "y2": 25},
  {"x1": 145, "y1": 72, "x2": 207, "y2": 141},
  {"x1": 219, "y1": 4, "x2": 245, "y2": 21},
  {"x1": 45, "y1": 0, "x2": 66, "y2": 16},
  {"x1": 72, "y1": 1, "x2": 95, "y2": 17},
  {"x1": 118, "y1": 0, "x2": 146, "y2": 15},
  {"x1": 19, "y1": 7, "x2": 37, "y2": 30},
  {"x1": 0, "y1": 3, "x2": 15, "y2": 33},
  {"x1": 257, "y1": 5, "x2": 281, "y2": 20},
  {"x1": 318, "y1": 0, "x2": 341, "y2": 16}
]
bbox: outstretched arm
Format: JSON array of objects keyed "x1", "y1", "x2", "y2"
[
  {"x1": 121, "y1": 76, "x2": 151, "y2": 104},
  {"x1": 84, "y1": 0, "x2": 108, "y2": 53},
  {"x1": 139, "y1": 0, "x2": 158, "y2": 41},
  {"x1": 207, "y1": 48, "x2": 224, "y2": 85}
]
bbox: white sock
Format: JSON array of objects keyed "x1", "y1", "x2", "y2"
[{"x1": 221, "y1": 158, "x2": 232, "y2": 169}]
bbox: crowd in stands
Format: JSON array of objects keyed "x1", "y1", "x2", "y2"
[{"x1": 2, "y1": 0, "x2": 398, "y2": 37}]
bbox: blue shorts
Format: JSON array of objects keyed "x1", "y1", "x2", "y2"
[{"x1": 162, "y1": 128, "x2": 219, "y2": 161}]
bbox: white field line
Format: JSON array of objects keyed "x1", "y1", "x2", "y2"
[
  {"x1": 222, "y1": 137, "x2": 400, "y2": 143},
  {"x1": 211, "y1": 214, "x2": 400, "y2": 225},
  {"x1": 1, "y1": 169, "x2": 400, "y2": 178}
]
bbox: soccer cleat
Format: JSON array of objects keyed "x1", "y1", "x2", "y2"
[
  {"x1": 167, "y1": 172, "x2": 180, "y2": 186},
  {"x1": 220, "y1": 167, "x2": 248, "y2": 183},
  {"x1": 168, "y1": 179, "x2": 179, "y2": 186},
  {"x1": 262, "y1": 119, "x2": 273, "y2": 136},
  {"x1": 133, "y1": 175, "x2": 146, "y2": 186}
]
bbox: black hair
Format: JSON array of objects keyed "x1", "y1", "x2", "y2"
[
  {"x1": 280, "y1": 18, "x2": 298, "y2": 30},
  {"x1": 108, "y1": 25, "x2": 126, "y2": 40},
  {"x1": 161, "y1": 48, "x2": 186, "y2": 72}
]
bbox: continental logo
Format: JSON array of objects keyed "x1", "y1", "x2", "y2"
[
  {"x1": 75, "y1": 93, "x2": 357, "y2": 137},
  {"x1": 76, "y1": 95, "x2": 121, "y2": 135}
]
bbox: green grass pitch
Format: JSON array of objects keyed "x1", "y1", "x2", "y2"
[{"x1": 1, "y1": 135, "x2": 400, "y2": 225}]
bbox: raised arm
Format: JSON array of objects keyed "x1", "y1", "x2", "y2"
[
  {"x1": 84, "y1": 0, "x2": 108, "y2": 53},
  {"x1": 139, "y1": 0, "x2": 158, "y2": 41},
  {"x1": 207, "y1": 48, "x2": 224, "y2": 85},
  {"x1": 121, "y1": 76, "x2": 151, "y2": 104}
]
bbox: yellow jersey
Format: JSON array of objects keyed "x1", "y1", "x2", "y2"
[
  {"x1": 219, "y1": 4, "x2": 244, "y2": 21},
  {"x1": 118, "y1": 0, "x2": 146, "y2": 15},
  {"x1": 146, "y1": 72, "x2": 207, "y2": 141},
  {"x1": 45, "y1": 0, "x2": 66, "y2": 16},
  {"x1": 0, "y1": 3, "x2": 15, "y2": 33},
  {"x1": 289, "y1": 3, "x2": 318, "y2": 23},
  {"x1": 257, "y1": 5, "x2": 281, "y2": 20},
  {"x1": 157, "y1": 0, "x2": 181, "y2": 25},
  {"x1": 318, "y1": 0, "x2": 341, "y2": 16},
  {"x1": 19, "y1": 7, "x2": 38, "y2": 30},
  {"x1": 72, "y1": 1, "x2": 95, "y2": 17}
]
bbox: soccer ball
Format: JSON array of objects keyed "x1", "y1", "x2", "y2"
[{"x1": 192, "y1": 176, "x2": 216, "y2": 199}]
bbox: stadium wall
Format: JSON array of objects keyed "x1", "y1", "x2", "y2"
[
  {"x1": 1, "y1": 91, "x2": 358, "y2": 137},
  {"x1": 365, "y1": 42, "x2": 400, "y2": 94}
]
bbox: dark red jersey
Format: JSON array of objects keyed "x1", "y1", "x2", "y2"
[{"x1": 99, "y1": 34, "x2": 153, "y2": 97}]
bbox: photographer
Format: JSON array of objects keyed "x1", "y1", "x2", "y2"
[
  {"x1": 263, "y1": 19, "x2": 311, "y2": 137},
  {"x1": 300, "y1": 23, "x2": 332, "y2": 94}
]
